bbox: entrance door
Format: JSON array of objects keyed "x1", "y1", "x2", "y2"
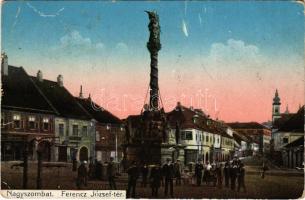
[
  {"x1": 38, "y1": 141, "x2": 51, "y2": 161},
  {"x1": 58, "y1": 146, "x2": 67, "y2": 162},
  {"x1": 79, "y1": 147, "x2": 88, "y2": 161}
]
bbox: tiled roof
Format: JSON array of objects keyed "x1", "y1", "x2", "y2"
[
  {"x1": 273, "y1": 113, "x2": 295, "y2": 129},
  {"x1": 278, "y1": 106, "x2": 304, "y2": 132},
  {"x1": 31, "y1": 76, "x2": 91, "y2": 120},
  {"x1": 75, "y1": 97, "x2": 121, "y2": 124},
  {"x1": 226, "y1": 122, "x2": 269, "y2": 130},
  {"x1": 166, "y1": 105, "x2": 233, "y2": 138},
  {"x1": 1, "y1": 66, "x2": 57, "y2": 114}
]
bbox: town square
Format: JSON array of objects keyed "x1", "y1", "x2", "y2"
[{"x1": 1, "y1": 1, "x2": 304, "y2": 199}]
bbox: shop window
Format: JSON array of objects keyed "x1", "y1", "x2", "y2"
[{"x1": 96, "y1": 131, "x2": 100, "y2": 141}]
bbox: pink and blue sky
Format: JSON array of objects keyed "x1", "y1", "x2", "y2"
[{"x1": 2, "y1": 1, "x2": 304, "y2": 122}]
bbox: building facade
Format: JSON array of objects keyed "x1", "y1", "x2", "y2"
[{"x1": 1, "y1": 54, "x2": 58, "y2": 161}]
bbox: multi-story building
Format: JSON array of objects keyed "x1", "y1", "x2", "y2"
[
  {"x1": 30, "y1": 71, "x2": 95, "y2": 162},
  {"x1": 1, "y1": 54, "x2": 57, "y2": 161},
  {"x1": 227, "y1": 122, "x2": 271, "y2": 154},
  {"x1": 75, "y1": 93, "x2": 124, "y2": 163},
  {"x1": 166, "y1": 103, "x2": 235, "y2": 165}
]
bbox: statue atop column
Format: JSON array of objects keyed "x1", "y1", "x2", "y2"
[{"x1": 145, "y1": 11, "x2": 161, "y2": 111}]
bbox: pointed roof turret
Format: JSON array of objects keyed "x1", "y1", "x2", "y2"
[{"x1": 273, "y1": 89, "x2": 281, "y2": 105}]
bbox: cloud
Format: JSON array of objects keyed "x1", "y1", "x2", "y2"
[
  {"x1": 27, "y1": 2, "x2": 64, "y2": 18},
  {"x1": 200, "y1": 39, "x2": 264, "y2": 81},
  {"x1": 182, "y1": 19, "x2": 189, "y2": 37},
  {"x1": 57, "y1": 30, "x2": 104, "y2": 51},
  {"x1": 115, "y1": 42, "x2": 128, "y2": 51}
]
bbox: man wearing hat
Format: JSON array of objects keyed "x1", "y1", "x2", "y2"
[
  {"x1": 195, "y1": 159, "x2": 204, "y2": 186},
  {"x1": 162, "y1": 158, "x2": 174, "y2": 198}
]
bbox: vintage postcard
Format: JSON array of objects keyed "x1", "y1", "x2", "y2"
[{"x1": 0, "y1": 0, "x2": 304, "y2": 199}]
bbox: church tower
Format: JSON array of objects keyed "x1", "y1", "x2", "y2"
[{"x1": 272, "y1": 89, "x2": 281, "y2": 123}]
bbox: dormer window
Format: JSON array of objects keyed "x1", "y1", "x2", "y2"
[
  {"x1": 13, "y1": 114, "x2": 21, "y2": 129},
  {"x1": 28, "y1": 116, "x2": 36, "y2": 129},
  {"x1": 43, "y1": 118, "x2": 49, "y2": 131}
]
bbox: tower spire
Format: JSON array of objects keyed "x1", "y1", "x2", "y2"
[{"x1": 79, "y1": 85, "x2": 83, "y2": 98}]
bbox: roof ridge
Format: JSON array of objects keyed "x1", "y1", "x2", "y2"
[{"x1": 24, "y1": 68, "x2": 60, "y2": 115}]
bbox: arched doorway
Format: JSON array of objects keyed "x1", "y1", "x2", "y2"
[
  {"x1": 38, "y1": 141, "x2": 51, "y2": 161},
  {"x1": 79, "y1": 146, "x2": 89, "y2": 161}
]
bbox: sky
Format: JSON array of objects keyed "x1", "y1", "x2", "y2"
[{"x1": 1, "y1": 1, "x2": 304, "y2": 123}]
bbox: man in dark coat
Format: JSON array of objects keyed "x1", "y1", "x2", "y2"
[
  {"x1": 107, "y1": 157, "x2": 117, "y2": 189},
  {"x1": 174, "y1": 159, "x2": 182, "y2": 186},
  {"x1": 141, "y1": 164, "x2": 149, "y2": 187},
  {"x1": 150, "y1": 164, "x2": 162, "y2": 197},
  {"x1": 230, "y1": 160, "x2": 238, "y2": 190},
  {"x1": 237, "y1": 162, "x2": 246, "y2": 192},
  {"x1": 95, "y1": 160, "x2": 102, "y2": 180},
  {"x1": 224, "y1": 161, "x2": 230, "y2": 187},
  {"x1": 77, "y1": 161, "x2": 88, "y2": 189},
  {"x1": 195, "y1": 159, "x2": 204, "y2": 186},
  {"x1": 163, "y1": 158, "x2": 174, "y2": 198},
  {"x1": 216, "y1": 163, "x2": 223, "y2": 188},
  {"x1": 127, "y1": 161, "x2": 139, "y2": 198}
]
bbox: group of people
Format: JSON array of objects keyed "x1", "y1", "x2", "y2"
[
  {"x1": 76, "y1": 156, "x2": 246, "y2": 197},
  {"x1": 194, "y1": 157, "x2": 246, "y2": 192},
  {"x1": 126, "y1": 158, "x2": 181, "y2": 198}
]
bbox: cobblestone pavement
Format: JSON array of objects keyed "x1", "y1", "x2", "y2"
[{"x1": 1, "y1": 159, "x2": 304, "y2": 199}]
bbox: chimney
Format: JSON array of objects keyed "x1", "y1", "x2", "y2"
[
  {"x1": 37, "y1": 70, "x2": 43, "y2": 82},
  {"x1": 79, "y1": 85, "x2": 83, "y2": 98},
  {"x1": 1, "y1": 53, "x2": 8, "y2": 76},
  {"x1": 57, "y1": 74, "x2": 63, "y2": 87}
]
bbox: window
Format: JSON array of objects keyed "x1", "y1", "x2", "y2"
[
  {"x1": 275, "y1": 108, "x2": 279, "y2": 113},
  {"x1": 72, "y1": 125, "x2": 78, "y2": 136},
  {"x1": 13, "y1": 114, "x2": 21, "y2": 129},
  {"x1": 96, "y1": 151, "x2": 102, "y2": 161},
  {"x1": 28, "y1": 116, "x2": 35, "y2": 129},
  {"x1": 43, "y1": 118, "x2": 49, "y2": 130},
  {"x1": 206, "y1": 135, "x2": 209, "y2": 142},
  {"x1": 59, "y1": 124, "x2": 64, "y2": 136},
  {"x1": 181, "y1": 131, "x2": 193, "y2": 140},
  {"x1": 96, "y1": 131, "x2": 100, "y2": 141},
  {"x1": 82, "y1": 126, "x2": 88, "y2": 136},
  {"x1": 283, "y1": 138, "x2": 288, "y2": 144}
]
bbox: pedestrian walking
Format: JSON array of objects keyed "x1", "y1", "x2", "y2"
[
  {"x1": 76, "y1": 161, "x2": 88, "y2": 189},
  {"x1": 261, "y1": 162, "x2": 268, "y2": 179},
  {"x1": 230, "y1": 161, "x2": 238, "y2": 190},
  {"x1": 150, "y1": 164, "x2": 162, "y2": 197},
  {"x1": 195, "y1": 159, "x2": 204, "y2": 186},
  {"x1": 237, "y1": 162, "x2": 246, "y2": 192},
  {"x1": 107, "y1": 157, "x2": 117, "y2": 190},
  {"x1": 224, "y1": 161, "x2": 230, "y2": 187},
  {"x1": 163, "y1": 158, "x2": 174, "y2": 198},
  {"x1": 216, "y1": 163, "x2": 223, "y2": 189},
  {"x1": 95, "y1": 160, "x2": 102, "y2": 180},
  {"x1": 141, "y1": 163, "x2": 149, "y2": 187},
  {"x1": 127, "y1": 161, "x2": 139, "y2": 198},
  {"x1": 88, "y1": 158, "x2": 95, "y2": 180},
  {"x1": 174, "y1": 159, "x2": 182, "y2": 186}
]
